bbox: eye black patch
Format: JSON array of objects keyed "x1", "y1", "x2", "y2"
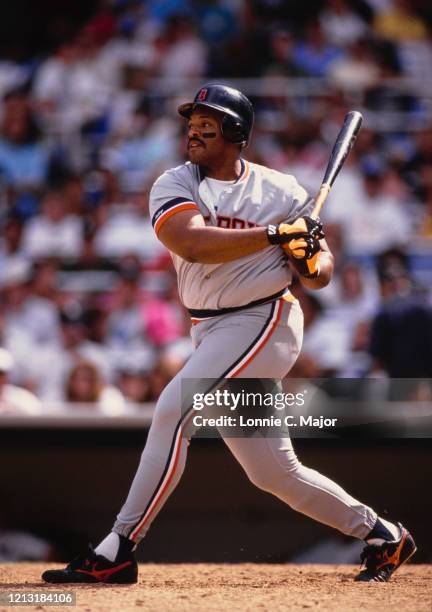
[{"x1": 202, "y1": 132, "x2": 217, "y2": 139}]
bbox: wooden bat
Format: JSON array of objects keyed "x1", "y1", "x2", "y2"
[{"x1": 311, "y1": 111, "x2": 363, "y2": 220}]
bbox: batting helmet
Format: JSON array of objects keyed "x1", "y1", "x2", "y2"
[{"x1": 178, "y1": 84, "x2": 254, "y2": 146}]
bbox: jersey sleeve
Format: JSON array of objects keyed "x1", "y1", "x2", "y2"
[
  {"x1": 284, "y1": 176, "x2": 315, "y2": 222},
  {"x1": 149, "y1": 169, "x2": 200, "y2": 236}
]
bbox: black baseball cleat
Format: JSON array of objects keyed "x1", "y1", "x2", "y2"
[
  {"x1": 355, "y1": 523, "x2": 416, "y2": 582},
  {"x1": 41, "y1": 542, "x2": 138, "y2": 584}
]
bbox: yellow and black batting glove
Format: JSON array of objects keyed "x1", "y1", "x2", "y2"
[
  {"x1": 283, "y1": 234, "x2": 322, "y2": 278},
  {"x1": 267, "y1": 216, "x2": 324, "y2": 245},
  {"x1": 267, "y1": 216, "x2": 325, "y2": 279}
]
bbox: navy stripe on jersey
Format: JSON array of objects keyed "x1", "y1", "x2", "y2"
[
  {"x1": 151, "y1": 197, "x2": 194, "y2": 228},
  {"x1": 234, "y1": 158, "x2": 245, "y2": 183}
]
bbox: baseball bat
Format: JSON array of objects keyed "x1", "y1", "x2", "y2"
[{"x1": 311, "y1": 111, "x2": 363, "y2": 220}]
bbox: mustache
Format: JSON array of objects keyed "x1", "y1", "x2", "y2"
[{"x1": 188, "y1": 137, "x2": 206, "y2": 147}]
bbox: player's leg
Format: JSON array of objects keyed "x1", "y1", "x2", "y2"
[
  {"x1": 111, "y1": 374, "x2": 190, "y2": 545},
  {"x1": 219, "y1": 297, "x2": 377, "y2": 538},
  {"x1": 41, "y1": 369, "x2": 192, "y2": 584},
  {"x1": 221, "y1": 298, "x2": 416, "y2": 580},
  {"x1": 41, "y1": 298, "x2": 293, "y2": 582},
  {"x1": 225, "y1": 435, "x2": 376, "y2": 537},
  {"x1": 109, "y1": 299, "x2": 290, "y2": 547}
]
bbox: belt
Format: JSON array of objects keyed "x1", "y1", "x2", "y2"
[{"x1": 188, "y1": 288, "x2": 288, "y2": 320}]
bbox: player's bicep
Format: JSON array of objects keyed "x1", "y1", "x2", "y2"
[{"x1": 158, "y1": 210, "x2": 206, "y2": 260}]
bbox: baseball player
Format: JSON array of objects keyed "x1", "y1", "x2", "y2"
[{"x1": 42, "y1": 84, "x2": 416, "y2": 585}]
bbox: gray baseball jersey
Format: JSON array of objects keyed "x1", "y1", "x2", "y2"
[{"x1": 150, "y1": 159, "x2": 314, "y2": 310}]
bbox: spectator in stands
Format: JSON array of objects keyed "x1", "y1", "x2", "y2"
[
  {"x1": 322, "y1": 261, "x2": 379, "y2": 323},
  {"x1": 33, "y1": 27, "x2": 113, "y2": 134},
  {"x1": 22, "y1": 190, "x2": 83, "y2": 260},
  {"x1": 32, "y1": 41, "x2": 79, "y2": 132},
  {"x1": 94, "y1": 187, "x2": 167, "y2": 263},
  {"x1": 0, "y1": 90, "x2": 50, "y2": 215},
  {"x1": 65, "y1": 360, "x2": 126, "y2": 415},
  {"x1": 0, "y1": 348, "x2": 41, "y2": 414},
  {"x1": 337, "y1": 160, "x2": 412, "y2": 256},
  {"x1": 19, "y1": 260, "x2": 61, "y2": 347},
  {"x1": 369, "y1": 249, "x2": 432, "y2": 378},
  {"x1": 0, "y1": 59, "x2": 29, "y2": 101},
  {"x1": 63, "y1": 173, "x2": 85, "y2": 216},
  {"x1": 373, "y1": 0, "x2": 428, "y2": 43},
  {"x1": 323, "y1": 262, "x2": 378, "y2": 376},
  {"x1": 328, "y1": 39, "x2": 380, "y2": 90},
  {"x1": 30, "y1": 259, "x2": 59, "y2": 302},
  {"x1": 30, "y1": 302, "x2": 110, "y2": 401},
  {"x1": 364, "y1": 43, "x2": 425, "y2": 128},
  {"x1": 144, "y1": 290, "x2": 185, "y2": 348},
  {"x1": 320, "y1": 0, "x2": 368, "y2": 47},
  {"x1": 197, "y1": 0, "x2": 238, "y2": 48},
  {"x1": 0, "y1": 214, "x2": 28, "y2": 276},
  {"x1": 84, "y1": 167, "x2": 121, "y2": 209},
  {"x1": 115, "y1": 354, "x2": 155, "y2": 404},
  {"x1": 265, "y1": 28, "x2": 300, "y2": 76},
  {"x1": 405, "y1": 130, "x2": 432, "y2": 198},
  {"x1": 157, "y1": 16, "x2": 207, "y2": 79},
  {"x1": 105, "y1": 257, "x2": 154, "y2": 352},
  {"x1": 80, "y1": 307, "x2": 113, "y2": 383},
  {"x1": 80, "y1": 217, "x2": 101, "y2": 267},
  {"x1": 102, "y1": 96, "x2": 178, "y2": 193},
  {"x1": 299, "y1": 290, "x2": 352, "y2": 376},
  {"x1": 1, "y1": 259, "x2": 50, "y2": 376},
  {"x1": 292, "y1": 19, "x2": 344, "y2": 77}
]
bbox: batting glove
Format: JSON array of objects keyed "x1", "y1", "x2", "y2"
[
  {"x1": 282, "y1": 234, "x2": 322, "y2": 278},
  {"x1": 267, "y1": 216, "x2": 325, "y2": 245}
]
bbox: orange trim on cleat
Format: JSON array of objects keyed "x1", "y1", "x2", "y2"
[{"x1": 355, "y1": 523, "x2": 417, "y2": 582}]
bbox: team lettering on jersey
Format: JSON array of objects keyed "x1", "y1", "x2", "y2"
[
  {"x1": 203, "y1": 215, "x2": 257, "y2": 229},
  {"x1": 149, "y1": 161, "x2": 314, "y2": 309}
]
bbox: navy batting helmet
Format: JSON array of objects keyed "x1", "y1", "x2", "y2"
[{"x1": 178, "y1": 83, "x2": 254, "y2": 146}]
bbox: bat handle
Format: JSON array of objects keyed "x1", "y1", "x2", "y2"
[{"x1": 311, "y1": 183, "x2": 331, "y2": 220}]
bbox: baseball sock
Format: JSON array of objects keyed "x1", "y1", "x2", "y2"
[
  {"x1": 365, "y1": 517, "x2": 400, "y2": 545},
  {"x1": 95, "y1": 532, "x2": 135, "y2": 561}
]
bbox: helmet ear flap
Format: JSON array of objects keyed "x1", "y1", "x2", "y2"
[{"x1": 221, "y1": 115, "x2": 247, "y2": 145}]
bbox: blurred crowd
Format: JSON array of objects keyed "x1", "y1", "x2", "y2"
[{"x1": 1, "y1": 0, "x2": 432, "y2": 415}]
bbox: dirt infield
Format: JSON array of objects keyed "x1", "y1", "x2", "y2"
[{"x1": 0, "y1": 563, "x2": 430, "y2": 612}]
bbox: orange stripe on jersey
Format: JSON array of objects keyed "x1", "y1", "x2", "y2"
[
  {"x1": 130, "y1": 409, "x2": 195, "y2": 541},
  {"x1": 154, "y1": 202, "x2": 200, "y2": 235}
]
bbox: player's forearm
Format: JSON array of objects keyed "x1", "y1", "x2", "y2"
[
  {"x1": 175, "y1": 226, "x2": 271, "y2": 263},
  {"x1": 298, "y1": 250, "x2": 334, "y2": 290}
]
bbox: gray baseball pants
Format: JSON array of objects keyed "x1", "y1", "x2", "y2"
[{"x1": 113, "y1": 296, "x2": 377, "y2": 543}]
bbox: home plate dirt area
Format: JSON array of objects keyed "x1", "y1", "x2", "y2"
[{"x1": 0, "y1": 563, "x2": 430, "y2": 611}]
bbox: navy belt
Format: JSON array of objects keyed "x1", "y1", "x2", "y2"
[{"x1": 188, "y1": 288, "x2": 287, "y2": 319}]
